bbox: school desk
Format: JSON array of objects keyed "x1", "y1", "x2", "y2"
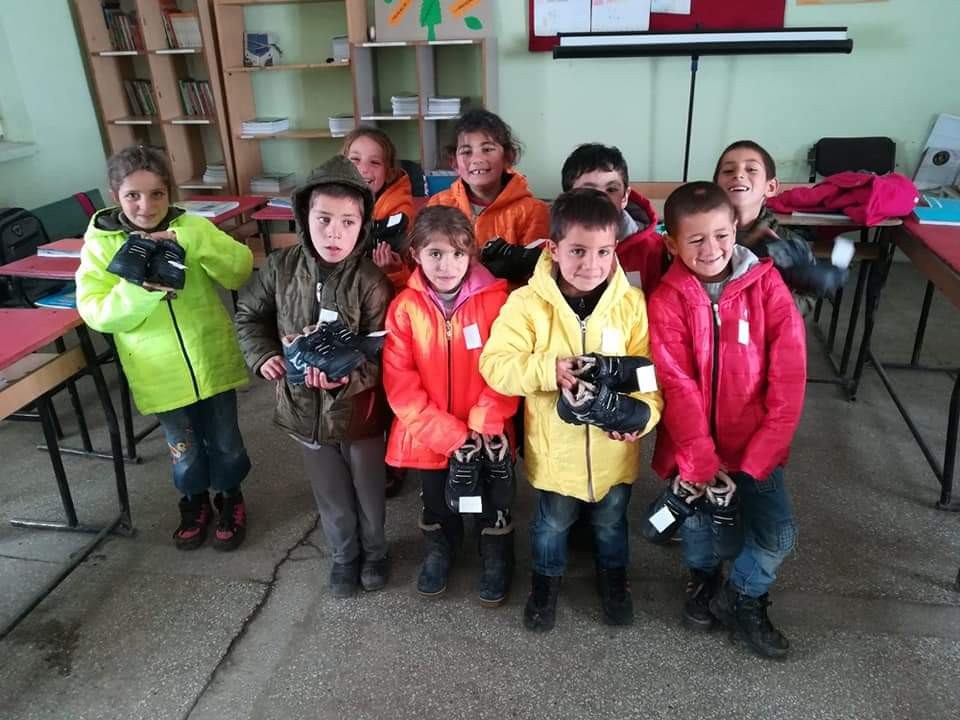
[{"x1": 0, "y1": 308, "x2": 132, "y2": 640}]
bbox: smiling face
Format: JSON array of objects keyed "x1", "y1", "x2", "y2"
[
  {"x1": 346, "y1": 135, "x2": 388, "y2": 195},
  {"x1": 308, "y1": 191, "x2": 363, "y2": 263},
  {"x1": 116, "y1": 170, "x2": 170, "y2": 231},
  {"x1": 715, "y1": 147, "x2": 779, "y2": 225},
  {"x1": 548, "y1": 222, "x2": 617, "y2": 297},
  {"x1": 415, "y1": 233, "x2": 472, "y2": 294},
  {"x1": 664, "y1": 207, "x2": 737, "y2": 283},
  {"x1": 454, "y1": 131, "x2": 507, "y2": 199},
  {"x1": 571, "y1": 168, "x2": 629, "y2": 211}
]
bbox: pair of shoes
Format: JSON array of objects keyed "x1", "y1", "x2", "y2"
[
  {"x1": 596, "y1": 566, "x2": 634, "y2": 626},
  {"x1": 523, "y1": 572, "x2": 562, "y2": 632},
  {"x1": 709, "y1": 581, "x2": 790, "y2": 659},
  {"x1": 282, "y1": 321, "x2": 386, "y2": 385},
  {"x1": 174, "y1": 492, "x2": 247, "y2": 551},
  {"x1": 444, "y1": 435, "x2": 484, "y2": 513},
  {"x1": 360, "y1": 556, "x2": 390, "y2": 592},
  {"x1": 107, "y1": 232, "x2": 186, "y2": 289},
  {"x1": 417, "y1": 522, "x2": 455, "y2": 596},
  {"x1": 640, "y1": 478, "x2": 705, "y2": 544},
  {"x1": 478, "y1": 526, "x2": 514, "y2": 607},
  {"x1": 444, "y1": 434, "x2": 517, "y2": 514},
  {"x1": 480, "y1": 237, "x2": 543, "y2": 281},
  {"x1": 682, "y1": 568, "x2": 722, "y2": 631},
  {"x1": 557, "y1": 380, "x2": 651, "y2": 435},
  {"x1": 330, "y1": 559, "x2": 362, "y2": 598},
  {"x1": 212, "y1": 491, "x2": 247, "y2": 551},
  {"x1": 385, "y1": 466, "x2": 405, "y2": 498}
]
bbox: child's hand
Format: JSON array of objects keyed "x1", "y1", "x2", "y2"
[
  {"x1": 305, "y1": 367, "x2": 349, "y2": 390},
  {"x1": 260, "y1": 355, "x2": 286, "y2": 380},
  {"x1": 740, "y1": 224, "x2": 778, "y2": 249},
  {"x1": 148, "y1": 230, "x2": 178, "y2": 244},
  {"x1": 141, "y1": 281, "x2": 176, "y2": 295},
  {"x1": 556, "y1": 357, "x2": 578, "y2": 390},
  {"x1": 372, "y1": 242, "x2": 403, "y2": 274},
  {"x1": 608, "y1": 430, "x2": 643, "y2": 442}
]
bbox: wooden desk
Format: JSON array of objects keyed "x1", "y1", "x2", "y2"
[
  {"x1": 0, "y1": 254, "x2": 79, "y2": 281},
  {"x1": 0, "y1": 309, "x2": 132, "y2": 640}
]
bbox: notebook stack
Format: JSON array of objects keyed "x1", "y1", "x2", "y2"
[
  {"x1": 426, "y1": 97, "x2": 462, "y2": 117},
  {"x1": 391, "y1": 94, "x2": 419, "y2": 116},
  {"x1": 202, "y1": 163, "x2": 227, "y2": 186},
  {"x1": 240, "y1": 117, "x2": 290, "y2": 135},
  {"x1": 250, "y1": 173, "x2": 297, "y2": 194},
  {"x1": 328, "y1": 114, "x2": 356, "y2": 136}
]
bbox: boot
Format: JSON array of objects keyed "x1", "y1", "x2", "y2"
[
  {"x1": 640, "y1": 478, "x2": 705, "y2": 544},
  {"x1": 478, "y1": 525, "x2": 514, "y2": 608},
  {"x1": 329, "y1": 559, "x2": 361, "y2": 598},
  {"x1": 571, "y1": 353, "x2": 654, "y2": 393},
  {"x1": 682, "y1": 568, "x2": 722, "y2": 631},
  {"x1": 106, "y1": 232, "x2": 156, "y2": 286},
  {"x1": 417, "y1": 521, "x2": 454, "y2": 597},
  {"x1": 596, "y1": 566, "x2": 633, "y2": 626},
  {"x1": 557, "y1": 380, "x2": 651, "y2": 435},
  {"x1": 212, "y1": 491, "x2": 247, "y2": 552},
  {"x1": 732, "y1": 593, "x2": 790, "y2": 660},
  {"x1": 480, "y1": 237, "x2": 542, "y2": 281},
  {"x1": 173, "y1": 493, "x2": 213, "y2": 550},
  {"x1": 708, "y1": 578, "x2": 737, "y2": 629},
  {"x1": 523, "y1": 572, "x2": 561, "y2": 632}
]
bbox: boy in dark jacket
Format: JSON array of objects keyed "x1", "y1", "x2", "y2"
[
  {"x1": 648, "y1": 182, "x2": 806, "y2": 660},
  {"x1": 235, "y1": 155, "x2": 393, "y2": 597}
]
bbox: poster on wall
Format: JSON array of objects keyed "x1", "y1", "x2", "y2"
[{"x1": 374, "y1": 0, "x2": 493, "y2": 42}]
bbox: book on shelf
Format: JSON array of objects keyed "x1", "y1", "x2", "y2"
[
  {"x1": 101, "y1": 2, "x2": 144, "y2": 52},
  {"x1": 37, "y1": 239, "x2": 84, "y2": 258},
  {"x1": 328, "y1": 114, "x2": 356, "y2": 136},
  {"x1": 913, "y1": 194, "x2": 960, "y2": 226},
  {"x1": 168, "y1": 12, "x2": 201, "y2": 49},
  {"x1": 267, "y1": 197, "x2": 293, "y2": 209},
  {"x1": 177, "y1": 79, "x2": 214, "y2": 116},
  {"x1": 390, "y1": 94, "x2": 419, "y2": 116},
  {"x1": 426, "y1": 97, "x2": 462, "y2": 116},
  {"x1": 123, "y1": 79, "x2": 156, "y2": 116},
  {"x1": 177, "y1": 200, "x2": 240, "y2": 218},
  {"x1": 241, "y1": 117, "x2": 290, "y2": 135},
  {"x1": 244, "y1": 32, "x2": 281, "y2": 67},
  {"x1": 202, "y1": 163, "x2": 227, "y2": 185},
  {"x1": 250, "y1": 173, "x2": 297, "y2": 193}
]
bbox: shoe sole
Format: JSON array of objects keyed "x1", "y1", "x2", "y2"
[
  {"x1": 417, "y1": 585, "x2": 447, "y2": 598},
  {"x1": 681, "y1": 611, "x2": 715, "y2": 631},
  {"x1": 479, "y1": 593, "x2": 507, "y2": 608}
]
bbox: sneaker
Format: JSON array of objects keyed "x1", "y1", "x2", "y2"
[
  {"x1": 480, "y1": 237, "x2": 542, "y2": 282},
  {"x1": 281, "y1": 327, "x2": 324, "y2": 385},
  {"x1": 330, "y1": 560, "x2": 361, "y2": 598},
  {"x1": 212, "y1": 492, "x2": 247, "y2": 552},
  {"x1": 571, "y1": 353, "x2": 654, "y2": 393},
  {"x1": 147, "y1": 238, "x2": 187, "y2": 289},
  {"x1": 705, "y1": 472, "x2": 743, "y2": 560},
  {"x1": 481, "y1": 434, "x2": 515, "y2": 510},
  {"x1": 301, "y1": 322, "x2": 366, "y2": 381},
  {"x1": 732, "y1": 593, "x2": 790, "y2": 659},
  {"x1": 640, "y1": 478, "x2": 705, "y2": 545},
  {"x1": 371, "y1": 212, "x2": 409, "y2": 252},
  {"x1": 682, "y1": 568, "x2": 722, "y2": 631},
  {"x1": 596, "y1": 566, "x2": 633, "y2": 626},
  {"x1": 106, "y1": 232, "x2": 155, "y2": 286},
  {"x1": 173, "y1": 493, "x2": 213, "y2": 550},
  {"x1": 326, "y1": 320, "x2": 386, "y2": 362},
  {"x1": 360, "y1": 556, "x2": 390, "y2": 592},
  {"x1": 523, "y1": 572, "x2": 561, "y2": 632},
  {"x1": 557, "y1": 380, "x2": 651, "y2": 435},
  {"x1": 445, "y1": 436, "x2": 483, "y2": 513}
]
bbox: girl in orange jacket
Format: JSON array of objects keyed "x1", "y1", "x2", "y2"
[
  {"x1": 427, "y1": 109, "x2": 549, "y2": 282},
  {"x1": 382, "y1": 205, "x2": 519, "y2": 606}
]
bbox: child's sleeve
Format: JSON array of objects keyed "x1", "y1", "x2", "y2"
[
  {"x1": 739, "y1": 272, "x2": 807, "y2": 480},
  {"x1": 648, "y1": 291, "x2": 721, "y2": 483},
  {"x1": 467, "y1": 291, "x2": 521, "y2": 435},
  {"x1": 75, "y1": 234, "x2": 165, "y2": 334},
  {"x1": 341, "y1": 273, "x2": 394, "y2": 400},
  {"x1": 383, "y1": 298, "x2": 470, "y2": 456},
  {"x1": 176, "y1": 219, "x2": 253, "y2": 290},
  {"x1": 233, "y1": 254, "x2": 282, "y2": 376},
  {"x1": 516, "y1": 199, "x2": 550, "y2": 247},
  {"x1": 479, "y1": 291, "x2": 558, "y2": 396},
  {"x1": 623, "y1": 294, "x2": 664, "y2": 438}
]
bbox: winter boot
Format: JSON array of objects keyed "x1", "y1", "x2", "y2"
[
  {"x1": 596, "y1": 566, "x2": 634, "y2": 626},
  {"x1": 523, "y1": 572, "x2": 561, "y2": 632},
  {"x1": 212, "y1": 491, "x2": 247, "y2": 551},
  {"x1": 106, "y1": 232, "x2": 156, "y2": 286},
  {"x1": 708, "y1": 579, "x2": 738, "y2": 629},
  {"x1": 445, "y1": 436, "x2": 483, "y2": 513},
  {"x1": 417, "y1": 521, "x2": 455, "y2": 596},
  {"x1": 682, "y1": 568, "x2": 722, "y2": 631},
  {"x1": 571, "y1": 353, "x2": 654, "y2": 393},
  {"x1": 146, "y1": 237, "x2": 187, "y2": 289},
  {"x1": 329, "y1": 559, "x2": 361, "y2": 598},
  {"x1": 732, "y1": 593, "x2": 790, "y2": 659},
  {"x1": 478, "y1": 525, "x2": 514, "y2": 607},
  {"x1": 481, "y1": 434, "x2": 515, "y2": 510},
  {"x1": 173, "y1": 493, "x2": 213, "y2": 550},
  {"x1": 557, "y1": 380, "x2": 651, "y2": 434}
]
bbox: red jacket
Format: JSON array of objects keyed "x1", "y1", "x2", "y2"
[
  {"x1": 767, "y1": 171, "x2": 918, "y2": 226},
  {"x1": 616, "y1": 189, "x2": 668, "y2": 296},
  {"x1": 648, "y1": 254, "x2": 807, "y2": 484},
  {"x1": 383, "y1": 263, "x2": 518, "y2": 469}
]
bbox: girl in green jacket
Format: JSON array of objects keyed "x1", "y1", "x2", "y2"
[{"x1": 76, "y1": 146, "x2": 254, "y2": 551}]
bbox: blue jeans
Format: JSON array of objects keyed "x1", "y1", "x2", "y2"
[
  {"x1": 530, "y1": 484, "x2": 632, "y2": 576},
  {"x1": 680, "y1": 467, "x2": 797, "y2": 598},
  {"x1": 155, "y1": 390, "x2": 251, "y2": 497}
]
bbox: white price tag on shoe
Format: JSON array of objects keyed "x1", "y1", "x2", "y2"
[
  {"x1": 318, "y1": 308, "x2": 339, "y2": 323},
  {"x1": 459, "y1": 496, "x2": 483, "y2": 513},
  {"x1": 649, "y1": 505, "x2": 676, "y2": 533},
  {"x1": 635, "y1": 365, "x2": 658, "y2": 393}
]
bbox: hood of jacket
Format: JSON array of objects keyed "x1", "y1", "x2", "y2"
[
  {"x1": 621, "y1": 188, "x2": 658, "y2": 241},
  {"x1": 408, "y1": 261, "x2": 500, "y2": 317},
  {"x1": 93, "y1": 205, "x2": 185, "y2": 233},
  {"x1": 659, "y1": 245, "x2": 764, "y2": 304}
]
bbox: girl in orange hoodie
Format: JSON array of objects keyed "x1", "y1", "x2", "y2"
[
  {"x1": 427, "y1": 109, "x2": 549, "y2": 283},
  {"x1": 383, "y1": 206, "x2": 519, "y2": 606}
]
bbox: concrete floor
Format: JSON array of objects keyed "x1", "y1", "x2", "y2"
[{"x1": 1, "y1": 260, "x2": 959, "y2": 720}]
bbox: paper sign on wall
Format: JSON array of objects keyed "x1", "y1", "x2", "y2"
[
  {"x1": 651, "y1": 0, "x2": 690, "y2": 14},
  {"x1": 590, "y1": 0, "x2": 651, "y2": 32},
  {"x1": 534, "y1": 0, "x2": 591, "y2": 35},
  {"x1": 375, "y1": 0, "x2": 493, "y2": 42}
]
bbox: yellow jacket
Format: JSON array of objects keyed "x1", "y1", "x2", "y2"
[{"x1": 479, "y1": 253, "x2": 663, "y2": 502}]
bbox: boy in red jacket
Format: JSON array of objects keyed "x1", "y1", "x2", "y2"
[{"x1": 647, "y1": 182, "x2": 806, "y2": 659}]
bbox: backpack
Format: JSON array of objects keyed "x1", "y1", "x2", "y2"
[{"x1": 0, "y1": 207, "x2": 63, "y2": 306}]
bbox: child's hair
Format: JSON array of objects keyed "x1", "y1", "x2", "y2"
[
  {"x1": 341, "y1": 127, "x2": 401, "y2": 184},
  {"x1": 549, "y1": 188, "x2": 621, "y2": 242},
  {"x1": 445, "y1": 108, "x2": 521, "y2": 166},
  {"x1": 560, "y1": 143, "x2": 629, "y2": 192},
  {"x1": 107, "y1": 145, "x2": 172, "y2": 193},
  {"x1": 407, "y1": 206, "x2": 478, "y2": 258},
  {"x1": 713, "y1": 140, "x2": 777, "y2": 182},
  {"x1": 309, "y1": 183, "x2": 367, "y2": 214},
  {"x1": 663, "y1": 182, "x2": 736, "y2": 237}
]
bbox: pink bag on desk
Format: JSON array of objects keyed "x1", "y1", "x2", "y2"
[{"x1": 768, "y1": 171, "x2": 919, "y2": 225}]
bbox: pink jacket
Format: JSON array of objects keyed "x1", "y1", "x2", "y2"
[
  {"x1": 767, "y1": 171, "x2": 918, "y2": 226},
  {"x1": 617, "y1": 189, "x2": 669, "y2": 296}
]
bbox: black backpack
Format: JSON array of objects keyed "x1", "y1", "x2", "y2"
[{"x1": 0, "y1": 207, "x2": 63, "y2": 306}]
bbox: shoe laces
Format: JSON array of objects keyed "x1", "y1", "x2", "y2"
[{"x1": 561, "y1": 380, "x2": 596, "y2": 413}]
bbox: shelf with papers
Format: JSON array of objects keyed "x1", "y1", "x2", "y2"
[{"x1": 225, "y1": 60, "x2": 350, "y2": 72}]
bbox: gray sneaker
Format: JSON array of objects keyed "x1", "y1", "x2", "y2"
[{"x1": 329, "y1": 560, "x2": 360, "y2": 598}]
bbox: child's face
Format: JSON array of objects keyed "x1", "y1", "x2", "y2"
[
  {"x1": 571, "y1": 169, "x2": 629, "y2": 211},
  {"x1": 308, "y1": 193, "x2": 363, "y2": 263},
  {"x1": 715, "y1": 148, "x2": 778, "y2": 219},
  {"x1": 547, "y1": 223, "x2": 617, "y2": 297},
  {"x1": 415, "y1": 233, "x2": 471, "y2": 293},
  {"x1": 346, "y1": 135, "x2": 388, "y2": 195},
  {"x1": 455, "y1": 131, "x2": 507, "y2": 196},
  {"x1": 116, "y1": 170, "x2": 170, "y2": 231},
  {"x1": 665, "y1": 208, "x2": 737, "y2": 283}
]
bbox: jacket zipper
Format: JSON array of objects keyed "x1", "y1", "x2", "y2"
[
  {"x1": 166, "y1": 299, "x2": 200, "y2": 400},
  {"x1": 445, "y1": 319, "x2": 453, "y2": 412},
  {"x1": 311, "y1": 281, "x2": 323, "y2": 445},
  {"x1": 710, "y1": 302, "x2": 721, "y2": 440},
  {"x1": 580, "y1": 318, "x2": 595, "y2": 502}
]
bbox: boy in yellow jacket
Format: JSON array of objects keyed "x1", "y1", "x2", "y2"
[{"x1": 480, "y1": 188, "x2": 662, "y2": 631}]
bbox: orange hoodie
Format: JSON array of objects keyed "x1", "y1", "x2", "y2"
[
  {"x1": 374, "y1": 171, "x2": 416, "y2": 291},
  {"x1": 427, "y1": 170, "x2": 550, "y2": 248}
]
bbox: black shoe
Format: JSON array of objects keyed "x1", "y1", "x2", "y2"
[
  {"x1": 281, "y1": 327, "x2": 323, "y2": 385},
  {"x1": 329, "y1": 560, "x2": 361, "y2": 598},
  {"x1": 212, "y1": 491, "x2": 247, "y2": 552},
  {"x1": 523, "y1": 572, "x2": 561, "y2": 632},
  {"x1": 596, "y1": 566, "x2": 634, "y2": 626},
  {"x1": 705, "y1": 473, "x2": 743, "y2": 560},
  {"x1": 173, "y1": 493, "x2": 213, "y2": 550},
  {"x1": 371, "y1": 212, "x2": 409, "y2": 252},
  {"x1": 481, "y1": 237, "x2": 542, "y2": 282},
  {"x1": 708, "y1": 579, "x2": 737, "y2": 629},
  {"x1": 732, "y1": 593, "x2": 790, "y2": 659},
  {"x1": 481, "y1": 434, "x2": 515, "y2": 510},
  {"x1": 303, "y1": 322, "x2": 366, "y2": 381},
  {"x1": 478, "y1": 528, "x2": 514, "y2": 607},
  {"x1": 360, "y1": 556, "x2": 390, "y2": 592},
  {"x1": 147, "y1": 237, "x2": 186, "y2": 289},
  {"x1": 445, "y1": 436, "x2": 483, "y2": 513},
  {"x1": 571, "y1": 353, "x2": 654, "y2": 393},
  {"x1": 682, "y1": 568, "x2": 722, "y2": 631},
  {"x1": 106, "y1": 232, "x2": 156, "y2": 286},
  {"x1": 640, "y1": 478, "x2": 705, "y2": 544},
  {"x1": 557, "y1": 380, "x2": 651, "y2": 435},
  {"x1": 417, "y1": 525, "x2": 453, "y2": 596}
]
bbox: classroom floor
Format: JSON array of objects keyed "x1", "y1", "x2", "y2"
[{"x1": 1, "y1": 259, "x2": 959, "y2": 720}]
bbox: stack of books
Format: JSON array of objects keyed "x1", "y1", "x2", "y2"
[
  {"x1": 177, "y1": 79, "x2": 215, "y2": 116},
  {"x1": 251, "y1": 173, "x2": 297, "y2": 194},
  {"x1": 267, "y1": 197, "x2": 293, "y2": 209},
  {"x1": 202, "y1": 163, "x2": 227, "y2": 186},
  {"x1": 178, "y1": 200, "x2": 240, "y2": 218},
  {"x1": 160, "y1": 3, "x2": 201, "y2": 49},
  {"x1": 101, "y1": 2, "x2": 144, "y2": 51},
  {"x1": 391, "y1": 94, "x2": 419, "y2": 116},
  {"x1": 241, "y1": 117, "x2": 289, "y2": 135},
  {"x1": 426, "y1": 97, "x2": 462, "y2": 117},
  {"x1": 328, "y1": 114, "x2": 356, "y2": 136},
  {"x1": 122, "y1": 79, "x2": 156, "y2": 116}
]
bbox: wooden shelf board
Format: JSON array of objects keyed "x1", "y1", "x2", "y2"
[
  {"x1": 153, "y1": 47, "x2": 203, "y2": 55},
  {"x1": 217, "y1": 0, "x2": 342, "y2": 5},
  {"x1": 111, "y1": 117, "x2": 156, "y2": 125},
  {"x1": 167, "y1": 117, "x2": 216, "y2": 125},
  {"x1": 225, "y1": 61, "x2": 349, "y2": 73},
  {"x1": 179, "y1": 179, "x2": 226, "y2": 190},
  {"x1": 355, "y1": 40, "x2": 481, "y2": 48},
  {"x1": 360, "y1": 114, "x2": 420, "y2": 121},
  {"x1": 237, "y1": 129, "x2": 335, "y2": 140},
  {"x1": 423, "y1": 115, "x2": 460, "y2": 121},
  {"x1": 94, "y1": 50, "x2": 143, "y2": 57}
]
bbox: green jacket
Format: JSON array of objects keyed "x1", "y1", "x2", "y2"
[
  {"x1": 234, "y1": 155, "x2": 393, "y2": 444},
  {"x1": 76, "y1": 208, "x2": 253, "y2": 415}
]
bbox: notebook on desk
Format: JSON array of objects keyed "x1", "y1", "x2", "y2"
[
  {"x1": 914, "y1": 195, "x2": 960, "y2": 226},
  {"x1": 177, "y1": 200, "x2": 240, "y2": 218}
]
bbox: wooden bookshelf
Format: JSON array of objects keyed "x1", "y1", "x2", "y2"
[{"x1": 73, "y1": 0, "x2": 238, "y2": 196}]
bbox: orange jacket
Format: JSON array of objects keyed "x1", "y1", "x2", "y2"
[
  {"x1": 427, "y1": 171, "x2": 550, "y2": 248},
  {"x1": 375, "y1": 172, "x2": 416, "y2": 292},
  {"x1": 383, "y1": 264, "x2": 519, "y2": 469}
]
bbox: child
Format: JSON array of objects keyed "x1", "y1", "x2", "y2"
[
  {"x1": 428, "y1": 109, "x2": 549, "y2": 282},
  {"x1": 382, "y1": 206, "x2": 519, "y2": 605},
  {"x1": 561, "y1": 143, "x2": 668, "y2": 295},
  {"x1": 480, "y1": 188, "x2": 663, "y2": 631},
  {"x1": 234, "y1": 155, "x2": 394, "y2": 598},
  {"x1": 714, "y1": 140, "x2": 846, "y2": 314},
  {"x1": 76, "y1": 145, "x2": 254, "y2": 551},
  {"x1": 648, "y1": 181, "x2": 806, "y2": 659}
]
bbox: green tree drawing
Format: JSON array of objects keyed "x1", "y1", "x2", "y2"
[{"x1": 384, "y1": 0, "x2": 483, "y2": 42}]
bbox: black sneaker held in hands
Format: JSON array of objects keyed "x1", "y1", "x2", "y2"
[
  {"x1": 281, "y1": 320, "x2": 375, "y2": 385},
  {"x1": 445, "y1": 435, "x2": 483, "y2": 513},
  {"x1": 705, "y1": 471, "x2": 743, "y2": 560},
  {"x1": 480, "y1": 237, "x2": 543, "y2": 281},
  {"x1": 640, "y1": 477, "x2": 705, "y2": 544},
  {"x1": 481, "y1": 434, "x2": 515, "y2": 510},
  {"x1": 147, "y1": 237, "x2": 187, "y2": 289},
  {"x1": 557, "y1": 380, "x2": 651, "y2": 434},
  {"x1": 571, "y1": 353, "x2": 654, "y2": 394},
  {"x1": 106, "y1": 232, "x2": 156, "y2": 286},
  {"x1": 371, "y1": 212, "x2": 408, "y2": 252}
]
